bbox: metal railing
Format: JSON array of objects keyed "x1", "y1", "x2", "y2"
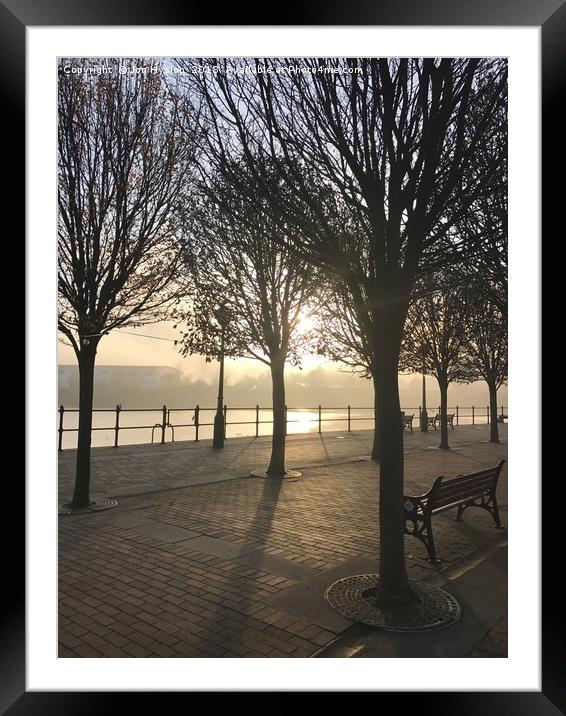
[{"x1": 57, "y1": 403, "x2": 508, "y2": 451}]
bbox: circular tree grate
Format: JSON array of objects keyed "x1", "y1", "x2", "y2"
[
  {"x1": 250, "y1": 469, "x2": 303, "y2": 479},
  {"x1": 325, "y1": 574, "x2": 461, "y2": 632},
  {"x1": 59, "y1": 499, "x2": 119, "y2": 515}
]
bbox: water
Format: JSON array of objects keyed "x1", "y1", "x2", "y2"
[{"x1": 58, "y1": 406, "x2": 495, "y2": 450}]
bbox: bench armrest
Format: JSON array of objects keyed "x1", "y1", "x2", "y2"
[{"x1": 403, "y1": 496, "x2": 427, "y2": 518}]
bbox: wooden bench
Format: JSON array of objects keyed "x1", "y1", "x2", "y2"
[
  {"x1": 428, "y1": 413, "x2": 455, "y2": 430},
  {"x1": 401, "y1": 414, "x2": 414, "y2": 432},
  {"x1": 403, "y1": 460, "x2": 505, "y2": 562}
]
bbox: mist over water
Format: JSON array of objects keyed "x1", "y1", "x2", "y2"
[
  {"x1": 58, "y1": 364, "x2": 507, "y2": 410},
  {"x1": 59, "y1": 406, "x2": 495, "y2": 449},
  {"x1": 58, "y1": 364, "x2": 505, "y2": 449}
]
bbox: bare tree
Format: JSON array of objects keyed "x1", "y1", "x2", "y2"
[
  {"x1": 402, "y1": 283, "x2": 472, "y2": 449},
  {"x1": 466, "y1": 290, "x2": 508, "y2": 443},
  {"x1": 58, "y1": 58, "x2": 196, "y2": 508},
  {"x1": 175, "y1": 168, "x2": 320, "y2": 476},
  {"x1": 455, "y1": 121, "x2": 507, "y2": 314},
  {"x1": 315, "y1": 280, "x2": 382, "y2": 459},
  {"x1": 179, "y1": 57, "x2": 507, "y2": 608}
]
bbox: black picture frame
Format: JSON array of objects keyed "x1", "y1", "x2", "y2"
[{"x1": 5, "y1": 0, "x2": 560, "y2": 711}]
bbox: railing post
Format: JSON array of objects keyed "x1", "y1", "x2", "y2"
[
  {"x1": 347, "y1": 405, "x2": 351, "y2": 432},
  {"x1": 318, "y1": 405, "x2": 322, "y2": 434},
  {"x1": 194, "y1": 405, "x2": 200, "y2": 442},
  {"x1": 472, "y1": 405, "x2": 475, "y2": 425},
  {"x1": 223, "y1": 404, "x2": 227, "y2": 439},
  {"x1": 255, "y1": 404, "x2": 259, "y2": 437},
  {"x1": 114, "y1": 404, "x2": 121, "y2": 448},
  {"x1": 456, "y1": 405, "x2": 459, "y2": 426},
  {"x1": 58, "y1": 405, "x2": 65, "y2": 452},
  {"x1": 284, "y1": 404, "x2": 288, "y2": 436},
  {"x1": 487, "y1": 405, "x2": 489, "y2": 424},
  {"x1": 501, "y1": 405, "x2": 504, "y2": 418},
  {"x1": 161, "y1": 405, "x2": 167, "y2": 444},
  {"x1": 418, "y1": 405, "x2": 421, "y2": 428}
]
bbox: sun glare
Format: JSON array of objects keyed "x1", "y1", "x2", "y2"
[{"x1": 296, "y1": 313, "x2": 315, "y2": 334}]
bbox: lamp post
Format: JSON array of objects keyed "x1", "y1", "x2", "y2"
[
  {"x1": 212, "y1": 304, "x2": 231, "y2": 449},
  {"x1": 420, "y1": 347, "x2": 428, "y2": 433}
]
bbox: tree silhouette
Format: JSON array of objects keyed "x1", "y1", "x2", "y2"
[
  {"x1": 466, "y1": 290, "x2": 508, "y2": 443},
  {"x1": 402, "y1": 283, "x2": 472, "y2": 449},
  {"x1": 58, "y1": 58, "x2": 196, "y2": 508},
  {"x1": 175, "y1": 168, "x2": 320, "y2": 476},
  {"x1": 452, "y1": 134, "x2": 507, "y2": 315},
  {"x1": 315, "y1": 279, "x2": 382, "y2": 460},
  {"x1": 179, "y1": 57, "x2": 507, "y2": 608}
]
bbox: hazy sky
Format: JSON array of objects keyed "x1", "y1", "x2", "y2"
[
  {"x1": 57, "y1": 320, "x2": 327, "y2": 385},
  {"x1": 58, "y1": 321, "x2": 508, "y2": 409}
]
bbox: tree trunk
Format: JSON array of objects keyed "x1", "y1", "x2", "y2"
[
  {"x1": 372, "y1": 317, "x2": 416, "y2": 608},
  {"x1": 371, "y1": 378, "x2": 380, "y2": 461},
  {"x1": 439, "y1": 376, "x2": 449, "y2": 450},
  {"x1": 488, "y1": 379, "x2": 499, "y2": 443},
  {"x1": 267, "y1": 355, "x2": 286, "y2": 476},
  {"x1": 71, "y1": 341, "x2": 98, "y2": 508}
]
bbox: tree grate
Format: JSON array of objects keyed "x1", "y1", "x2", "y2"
[
  {"x1": 324, "y1": 574, "x2": 462, "y2": 632},
  {"x1": 59, "y1": 499, "x2": 119, "y2": 515},
  {"x1": 249, "y1": 469, "x2": 303, "y2": 479}
]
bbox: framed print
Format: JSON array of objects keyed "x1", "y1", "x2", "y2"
[{"x1": 3, "y1": 0, "x2": 560, "y2": 710}]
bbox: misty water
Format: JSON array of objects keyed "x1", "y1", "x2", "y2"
[{"x1": 58, "y1": 406, "x2": 492, "y2": 450}]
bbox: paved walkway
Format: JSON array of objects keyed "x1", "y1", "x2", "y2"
[
  {"x1": 58, "y1": 424, "x2": 506, "y2": 499},
  {"x1": 58, "y1": 424, "x2": 507, "y2": 658},
  {"x1": 469, "y1": 613, "x2": 508, "y2": 658}
]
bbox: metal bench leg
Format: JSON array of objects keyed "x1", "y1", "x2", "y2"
[
  {"x1": 404, "y1": 514, "x2": 439, "y2": 563},
  {"x1": 425, "y1": 517, "x2": 438, "y2": 563},
  {"x1": 491, "y1": 493, "x2": 503, "y2": 529},
  {"x1": 455, "y1": 504, "x2": 465, "y2": 522}
]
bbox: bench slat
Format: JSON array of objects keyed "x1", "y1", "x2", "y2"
[
  {"x1": 434, "y1": 473, "x2": 499, "y2": 503},
  {"x1": 433, "y1": 491, "x2": 492, "y2": 510},
  {"x1": 441, "y1": 467, "x2": 501, "y2": 484},
  {"x1": 437, "y1": 476, "x2": 498, "y2": 498},
  {"x1": 438, "y1": 473, "x2": 498, "y2": 489},
  {"x1": 441, "y1": 469, "x2": 499, "y2": 482},
  {"x1": 435, "y1": 488, "x2": 494, "y2": 506},
  {"x1": 432, "y1": 498, "x2": 485, "y2": 514}
]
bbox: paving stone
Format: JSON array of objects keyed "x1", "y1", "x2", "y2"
[
  {"x1": 266, "y1": 557, "x2": 381, "y2": 634},
  {"x1": 127, "y1": 523, "x2": 201, "y2": 543},
  {"x1": 175, "y1": 535, "x2": 257, "y2": 560},
  {"x1": 59, "y1": 427, "x2": 507, "y2": 658},
  {"x1": 234, "y1": 552, "x2": 317, "y2": 581},
  {"x1": 468, "y1": 613, "x2": 508, "y2": 657}
]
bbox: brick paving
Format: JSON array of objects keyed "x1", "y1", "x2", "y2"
[
  {"x1": 58, "y1": 423, "x2": 505, "y2": 500},
  {"x1": 58, "y1": 424, "x2": 507, "y2": 658},
  {"x1": 468, "y1": 614, "x2": 508, "y2": 657}
]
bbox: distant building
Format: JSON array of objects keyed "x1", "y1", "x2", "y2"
[
  {"x1": 58, "y1": 364, "x2": 180, "y2": 388},
  {"x1": 58, "y1": 365, "x2": 184, "y2": 408}
]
